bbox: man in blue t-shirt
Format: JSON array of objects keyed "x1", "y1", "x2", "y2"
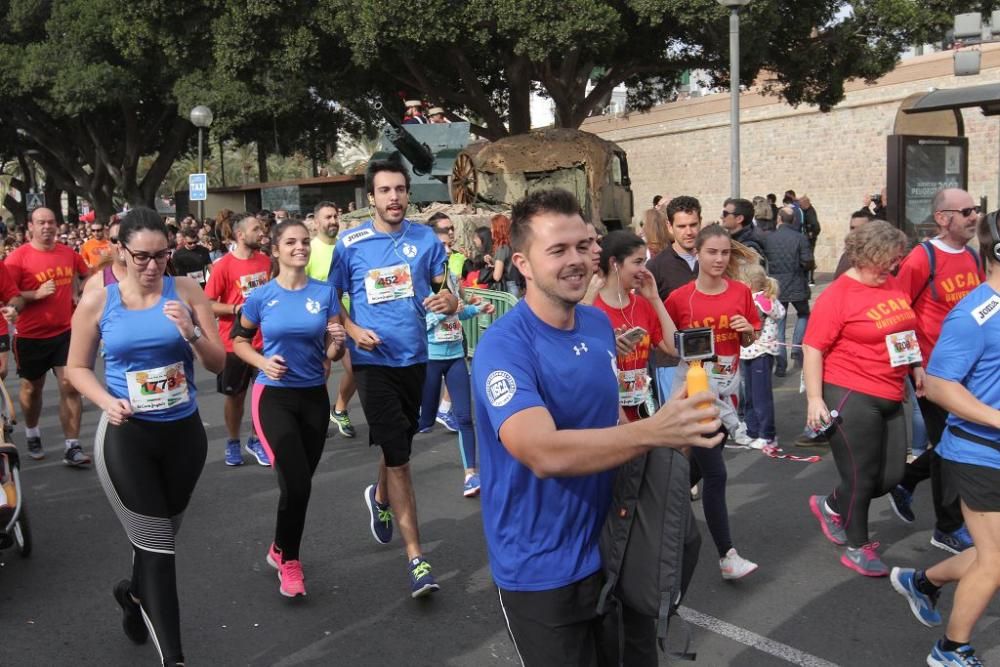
[
  {"x1": 330, "y1": 160, "x2": 457, "y2": 599},
  {"x1": 890, "y1": 214, "x2": 1000, "y2": 667},
  {"x1": 471, "y1": 188, "x2": 722, "y2": 666}
]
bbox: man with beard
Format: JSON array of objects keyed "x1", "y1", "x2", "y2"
[
  {"x1": 306, "y1": 201, "x2": 358, "y2": 438},
  {"x1": 472, "y1": 188, "x2": 721, "y2": 666},
  {"x1": 5, "y1": 207, "x2": 90, "y2": 464},
  {"x1": 205, "y1": 213, "x2": 271, "y2": 467},
  {"x1": 331, "y1": 160, "x2": 458, "y2": 598},
  {"x1": 889, "y1": 188, "x2": 985, "y2": 555}
]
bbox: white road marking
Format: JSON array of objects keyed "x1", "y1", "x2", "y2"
[{"x1": 678, "y1": 606, "x2": 841, "y2": 667}]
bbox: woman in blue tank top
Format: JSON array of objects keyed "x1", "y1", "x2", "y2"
[
  {"x1": 232, "y1": 219, "x2": 346, "y2": 598},
  {"x1": 66, "y1": 208, "x2": 225, "y2": 667}
]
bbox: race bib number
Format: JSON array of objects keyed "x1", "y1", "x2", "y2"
[
  {"x1": 705, "y1": 354, "x2": 740, "y2": 396},
  {"x1": 238, "y1": 271, "x2": 268, "y2": 299},
  {"x1": 886, "y1": 330, "x2": 921, "y2": 368},
  {"x1": 365, "y1": 264, "x2": 414, "y2": 304},
  {"x1": 617, "y1": 368, "x2": 650, "y2": 407},
  {"x1": 434, "y1": 316, "x2": 463, "y2": 342},
  {"x1": 125, "y1": 362, "x2": 190, "y2": 413},
  {"x1": 186, "y1": 270, "x2": 205, "y2": 283}
]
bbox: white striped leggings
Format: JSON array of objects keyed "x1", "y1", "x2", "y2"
[{"x1": 95, "y1": 411, "x2": 207, "y2": 665}]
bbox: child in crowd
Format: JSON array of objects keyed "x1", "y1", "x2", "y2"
[{"x1": 740, "y1": 264, "x2": 785, "y2": 449}]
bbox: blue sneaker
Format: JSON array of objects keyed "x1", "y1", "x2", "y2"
[
  {"x1": 409, "y1": 556, "x2": 440, "y2": 598},
  {"x1": 888, "y1": 485, "x2": 915, "y2": 523},
  {"x1": 928, "y1": 640, "x2": 984, "y2": 666},
  {"x1": 931, "y1": 525, "x2": 974, "y2": 555},
  {"x1": 890, "y1": 567, "x2": 942, "y2": 627},
  {"x1": 245, "y1": 436, "x2": 271, "y2": 467},
  {"x1": 435, "y1": 410, "x2": 458, "y2": 432},
  {"x1": 463, "y1": 473, "x2": 481, "y2": 498},
  {"x1": 417, "y1": 424, "x2": 433, "y2": 434},
  {"x1": 364, "y1": 484, "x2": 393, "y2": 544},
  {"x1": 224, "y1": 439, "x2": 243, "y2": 466}
]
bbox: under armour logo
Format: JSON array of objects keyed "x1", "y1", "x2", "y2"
[{"x1": 573, "y1": 343, "x2": 589, "y2": 356}]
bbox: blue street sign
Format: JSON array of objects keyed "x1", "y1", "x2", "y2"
[{"x1": 189, "y1": 173, "x2": 208, "y2": 201}]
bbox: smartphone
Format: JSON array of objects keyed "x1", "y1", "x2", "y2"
[{"x1": 618, "y1": 326, "x2": 647, "y2": 345}]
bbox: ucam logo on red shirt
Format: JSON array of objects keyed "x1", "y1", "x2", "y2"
[
  {"x1": 865, "y1": 297, "x2": 916, "y2": 330},
  {"x1": 939, "y1": 271, "x2": 982, "y2": 305}
]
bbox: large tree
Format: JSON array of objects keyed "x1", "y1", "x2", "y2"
[{"x1": 321, "y1": 0, "x2": 964, "y2": 140}]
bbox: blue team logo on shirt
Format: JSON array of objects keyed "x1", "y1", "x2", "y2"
[
  {"x1": 486, "y1": 370, "x2": 516, "y2": 407},
  {"x1": 305, "y1": 298, "x2": 321, "y2": 314},
  {"x1": 402, "y1": 243, "x2": 418, "y2": 258}
]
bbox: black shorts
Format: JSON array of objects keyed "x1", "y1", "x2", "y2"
[
  {"x1": 0, "y1": 334, "x2": 9, "y2": 353},
  {"x1": 942, "y1": 459, "x2": 1000, "y2": 513},
  {"x1": 353, "y1": 363, "x2": 425, "y2": 467},
  {"x1": 14, "y1": 331, "x2": 71, "y2": 381},
  {"x1": 216, "y1": 352, "x2": 256, "y2": 396}
]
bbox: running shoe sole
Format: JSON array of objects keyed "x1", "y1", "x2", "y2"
[
  {"x1": 27, "y1": 450, "x2": 44, "y2": 461},
  {"x1": 411, "y1": 582, "x2": 440, "y2": 599},
  {"x1": 245, "y1": 443, "x2": 270, "y2": 467},
  {"x1": 929, "y1": 536, "x2": 962, "y2": 555},
  {"x1": 809, "y1": 495, "x2": 846, "y2": 546},
  {"x1": 113, "y1": 579, "x2": 148, "y2": 644},
  {"x1": 840, "y1": 554, "x2": 889, "y2": 577},
  {"x1": 890, "y1": 567, "x2": 942, "y2": 628}
]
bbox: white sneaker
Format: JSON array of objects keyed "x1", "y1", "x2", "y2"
[
  {"x1": 720, "y1": 548, "x2": 758, "y2": 580},
  {"x1": 731, "y1": 422, "x2": 754, "y2": 446},
  {"x1": 748, "y1": 438, "x2": 774, "y2": 450}
]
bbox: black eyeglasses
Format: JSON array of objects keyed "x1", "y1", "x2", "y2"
[
  {"x1": 122, "y1": 244, "x2": 171, "y2": 266},
  {"x1": 939, "y1": 206, "x2": 981, "y2": 217}
]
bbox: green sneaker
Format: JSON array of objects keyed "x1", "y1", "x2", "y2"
[{"x1": 331, "y1": 410, "x2": 357, "y2": 438}]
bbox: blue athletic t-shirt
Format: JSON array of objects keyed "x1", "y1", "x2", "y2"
[
  {"x1": 241, "y1": 278, "x2": 340, "y2": 388},
  {"x1": 101, "y1": 277, "x2": 198, "y2": 422},
  {"x1": 330, "y1": 220, "x2": 448, "y2": 367},
  {"x1": 471, "y1": 301, "x2": 620, "y2": 592},
  {"x1": 928, "y1": 283, "x2": 1000, "y2": 469}
]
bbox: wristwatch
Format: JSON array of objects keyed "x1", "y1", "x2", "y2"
[{"x1": 185, "y1": 326, "x2": 203, "y2": 344}]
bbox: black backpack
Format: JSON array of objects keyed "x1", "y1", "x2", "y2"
[{"x1": 597, "y1": 446, "x2": 701, "y2": 664}]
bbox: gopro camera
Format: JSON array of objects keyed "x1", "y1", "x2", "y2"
[{"x1": 674, "y1": 327, "x2": 715, "y2": 361}]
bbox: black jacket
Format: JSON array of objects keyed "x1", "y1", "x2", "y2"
[
  {"x1": 763, "y1": 225, "x2": 814, "y2": 303},
  {"x1": 732, "y1": 224, "x2": 765, "y2": 262},
  {"x1": 802, "y1": 207, "x2": 821, "y2": 244}
]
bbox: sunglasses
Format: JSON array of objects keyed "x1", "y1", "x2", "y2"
[
  {"x1": 90, "y1": 227, "x2": 103, "y2": 232},
  {"x1": 939, "y1": 206, "x2": 981, "y2": 217},
  {"x1": 721, "y1": 210, "x2": 737, "y2": 218}
]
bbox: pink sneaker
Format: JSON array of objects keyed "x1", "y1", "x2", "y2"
[
  {"x1": 278, "y1": 559, "x2": 307, "y2": 597},
  {"x1": 809, "y1": 495, "x2": 847, "y2": 545},
  {"x1": 266, "y1": 542, "x2": 282, "y2": 570},
  {"x1": 840, "y1": 542, "x2": 889, "y2": 577}
]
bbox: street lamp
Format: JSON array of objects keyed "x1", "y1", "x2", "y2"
[
  {"x1": 189, "y1": 105, "x2": 214, "y2": 221},
  {"x1": 717, "y1": 0, "x2": 751, "y2": 198}
]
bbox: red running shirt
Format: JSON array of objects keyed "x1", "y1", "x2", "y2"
[
  {"x1": 664, "y1": 279, "x2": 760, "y2": 359},
  {"x1": 5, "y1": 243, "x2": 89, "y2": 339},
  {"x1": 895, "y1": 241, "x2": 984, "y2": 364},
  {"x1": 0, "y1": 262, "x2": 23, "y2": 336},
  {"x1": 594, "y1": 292, "x2": 664, "y2": 421},
  {"x1": 204, "y1": 252, "x2": 271, "y2": 352},
  {"x1": 803, "y1": 274, "x2": 917, "y2": 401}
]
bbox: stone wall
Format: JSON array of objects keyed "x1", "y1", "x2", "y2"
[{"x1": 582, "y1": 45, "x2": 1000, "y2": 272}]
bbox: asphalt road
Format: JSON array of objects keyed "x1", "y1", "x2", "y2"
[{"x1": 2, "y1": 349, "x2": 998, "y2": 666}]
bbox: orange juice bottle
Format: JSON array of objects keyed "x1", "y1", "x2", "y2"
[{"x1": 687, "y1": 360, "x2": 713, "y2": 422}]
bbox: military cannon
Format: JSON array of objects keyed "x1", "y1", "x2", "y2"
[{"x1": 370, "y1": 110, "x2": 634, "y2": 231}]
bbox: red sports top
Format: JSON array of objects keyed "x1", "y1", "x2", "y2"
[
  {"x1": 5, "y1": 243, "x2": 89, "y2": 338},
  {"x1": 0, "y1": 262, "x2": 23, "y2": 336},
  {"x1": 204, "y1": 252, "x2": 270, "y2": 352},
  {"x1": 895, "y1": 241, "x2": 984, "y2": 364},
  {"x1": 594, "y1": 292, "x2": 664, "y2": 421},
  {"x1": 665, "y1": 279, "x2": 760, "y2": 359},
  {"x1": 803, "y1": 274, "x2": 917, "y2": 401}
]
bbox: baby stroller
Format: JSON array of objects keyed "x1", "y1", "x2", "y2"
[{"x1": 0, "y1": 379, "x2": 31, "y2": 558}]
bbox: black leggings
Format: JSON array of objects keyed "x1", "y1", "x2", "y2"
[
  {"x1": 95, "y1": 410, "x2": 207, "y2": 665},
  {"x1": 251, "y1": 383, "x2": 330, "y2": 561},
  {"x1": 690, "y1": 437, "x2": 733, "y2": 558},
  {"x1": 899, "y1": 397, "x2": 963, "y2": 533},
  {"x1": 822, "y1": 384, "x2": 907, "y2": 548}
]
